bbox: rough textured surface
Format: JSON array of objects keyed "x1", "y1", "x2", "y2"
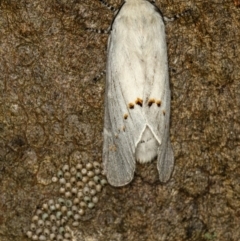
[{"x1": 0, "y1": 0, "x2": 239, "y2": 240}]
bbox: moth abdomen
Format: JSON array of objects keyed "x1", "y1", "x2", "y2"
[{"x1": 135, "y1": 126, "x2": 159, "y2": 164}]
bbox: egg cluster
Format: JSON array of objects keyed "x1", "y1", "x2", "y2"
[{"x1": 26, "y1": 161, "x2": 107, "y2": 240}]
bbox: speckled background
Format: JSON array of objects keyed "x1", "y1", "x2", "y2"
[{"x1": 0, "y1": 0, "x2": 239, "y2": 240}]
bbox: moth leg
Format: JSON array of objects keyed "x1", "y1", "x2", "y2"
[
  {"x1": 99, "y1": 0, "x2": 116, "y2": 12},
  {"x1": 86, "y1": 27, "x2": 110, "y2": 34},
  {"x1": 85, "y1": 1, "x2": 110, "y2": 82},
  {"x1": 157, "y1": 137, "x2": 174, "y2": 183},
  {"x1": 86, "y1": 0, "x2": 116, "y2": 34},
  {"x1": 85, "y1": 26, "x2": 107, "y2": 81},
  {"x1": 93, "y1": 70, "x2": 106, "y2": 82},
  {"x1": 163, "y1": 9, "x2": 191, "y2": 22}
]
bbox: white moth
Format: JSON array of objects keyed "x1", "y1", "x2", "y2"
[{"x1": 103, "y1": 0, "x2": 174, "y2": 187}]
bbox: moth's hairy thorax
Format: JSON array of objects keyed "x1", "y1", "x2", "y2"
[
  {"x1": 114, "y1": 1, "x2": 160, "y2": 29},
  {"x1": 112, "y1": 1, "x2": 164, "y2": 53}
]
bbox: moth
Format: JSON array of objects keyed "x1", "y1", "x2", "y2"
[{"x1": 103, "y1": 0, "x2": 174, "y2": 187}]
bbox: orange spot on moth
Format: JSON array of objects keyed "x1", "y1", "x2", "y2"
[
  {"x1": 124, "y1": 114, "x2": 128, "y2": 119},
  {"x1": 156, "y1": 100, "x2": 161, "y2": 107},
  {"x1": 148, "y1": 99, "x2": 155, "y2": 107},
  {"x1": 163, "y1": 110, "x2": 166, "y2": 116},
  {"x1": 128, "y1": 103, "x2": 134, "y2": 109},
  {"x1": 135, "y1": 98, "x2": 143, "y2": 107}
]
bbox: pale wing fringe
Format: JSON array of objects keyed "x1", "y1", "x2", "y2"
[{"x1": 157, "y1": 138, "x2": 174, "y2": 182}]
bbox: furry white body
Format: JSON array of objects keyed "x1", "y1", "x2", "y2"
[{"x1": 103, "y1": 0, "x2": 174, "y2": 187}]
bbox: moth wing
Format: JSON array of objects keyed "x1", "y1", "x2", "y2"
[
  {"x1": 103, "y1": 32, "x2": 147, "y2": 187},
  {"x1": 141, "y1": 11, "x2": 174, "y2": 182},
  {"x1": 157, "y1": 137, "x2": 174, "y2": 182},
  {"x1": 103, "y1": 97, "x2": 137, "y2": 187}
]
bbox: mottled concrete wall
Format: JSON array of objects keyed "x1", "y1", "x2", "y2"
[{"x1": 0, "y1": 0, "x2": 239, "y2": 240}]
